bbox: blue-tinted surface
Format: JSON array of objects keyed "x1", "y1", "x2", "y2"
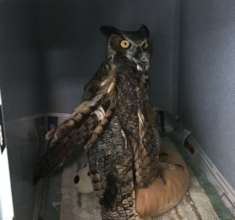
[
  {"x1": 38, "y1": 0, "x2": 180, "y2": 114},
  {"x1": 0, "y1": 2, "x2": 43, "y2": 220},
  {"x1": 179, "y1": 0, "x2": 235, "y2": 188},
  {"x1": 0, "y1": 1, "x2": 181, "y2": 219},
  {"x1": 0, "y1": 2, "x2": 44, "y2": 121}
]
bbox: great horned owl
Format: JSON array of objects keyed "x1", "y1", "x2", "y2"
[{"x1": 35, "y1": 25, "x2": 161, "y2": 220}]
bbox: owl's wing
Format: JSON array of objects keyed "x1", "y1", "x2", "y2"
[
  {"x1": 34, "y1": 63, "x2": 117, "y2": 183},
  {"x1": 82, "y1": 61, "x2": 112, "y2": 100}
]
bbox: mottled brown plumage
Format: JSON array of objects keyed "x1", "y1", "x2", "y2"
[
  {"x1": 35, "y1": 25, "x2": 189, "y2": 220},
  {"x1": 35, "y1": 61, "x2": 117, "y2": 181}
]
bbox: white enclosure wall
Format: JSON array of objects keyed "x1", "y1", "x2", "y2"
[
  {"x1": 179, "y1": 0, "x2": 235, "y2": 189},
  {"x1": 38, "y1": 0, "x2": 180, "y2": 114},
  {"x1": 0, "y1": 1, "x2": 43, "y2": 219},
  {"x1": 1, "y1": 0, "x2": 235, "y2": 219},
  {"x1": 0, "y1": 1, "x2": 181, "y2": 220}
]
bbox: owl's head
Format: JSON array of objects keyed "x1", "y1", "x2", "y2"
[{"x1": 100, "y1": 25, "x2": 151, "y2": 72}]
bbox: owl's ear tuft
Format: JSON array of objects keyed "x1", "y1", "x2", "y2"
[
  {"x1": 139, "y1": 25, "x2": 150, "y2": 37},
  {"x1": 100, "y1": 26, "x2": 120, "y2": 36}
]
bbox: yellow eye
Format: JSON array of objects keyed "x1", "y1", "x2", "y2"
[
  {"x1": 142, "y1": 41, "x2": 149, "y2": 49},
  {"x1": 120, "y1": 40, "x2": 130, "y2": 48}
]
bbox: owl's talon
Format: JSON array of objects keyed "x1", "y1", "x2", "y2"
[
  {"x1": 158, "y1": 170, "x2": 166, "y2": 185},
  {"x1": 160, "y1": 176, "x2": 166, "y2": 185}
]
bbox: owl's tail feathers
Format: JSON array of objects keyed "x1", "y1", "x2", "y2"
[
  {"x1": 33, "y1": 142, "x2": 80, "y2": 184},
  {"x1": 136, "y1": 144, "x2": 190, "y2": 217}
]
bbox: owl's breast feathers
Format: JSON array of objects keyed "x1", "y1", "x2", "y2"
[
  {"x1": 34, "y1": 59, "x2": 161, "y2": 218},
  {"x1": 36, "y1": 58, "x2": 159, "y2": 186},
  {"x1": 114, "y1": 64, "x2": 160, "y2": 188}
]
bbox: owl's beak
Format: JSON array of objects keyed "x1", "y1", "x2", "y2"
[
  {"x1": 132, "y1": 56, "x2": 149, "y2": 72},
  {"x1": 135, "y1": 56, "x2": 150, "y2": 72}
]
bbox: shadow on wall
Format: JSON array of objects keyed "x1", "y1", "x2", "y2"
[
  {"x1": 179, "y1": 0, "x2": 235, "y2": 189},
  {"x1": 0, "y1": 2, "x2": 180, "y2": 220},
  {"x1": 37, "y1": 0, "x2": 180, "y2": 114},
  {"x1": 0, "y1": 2, "x2": 43, "y2": 120}
]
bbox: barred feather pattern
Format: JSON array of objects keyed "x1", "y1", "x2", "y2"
[
  {"x1": 34, "y1": 62, "x2": 117, "y2": 181},
  {"x1": 115, "y1": 60, "x2": 160, "y2": 188},
  {"x1": 35, "y1": 57, "x2": 160, "y2": 220},
  {"x1": 88, "y1": 116, "x2": 143, "y2": 220},
  {"x1": 86, "y1": 58, "x2": 160, "y2": 220}
]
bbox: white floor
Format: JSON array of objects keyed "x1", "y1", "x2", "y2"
[{"x1": 34, "y1": 139, "x2": 221, "y2": 220}]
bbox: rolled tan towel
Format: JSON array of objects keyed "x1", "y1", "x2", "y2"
[{"x1": 136, "y1": 143, "x2": 190, "y2": 217}]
